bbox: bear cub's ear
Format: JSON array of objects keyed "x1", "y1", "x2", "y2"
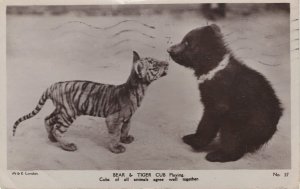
[{"x1": 210, "y1": 24, "x2": 221, "y2": 33}]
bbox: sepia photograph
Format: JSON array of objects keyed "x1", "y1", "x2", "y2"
[{"x1": 6, "y1": 2, "x2": 292, "y2": 172}]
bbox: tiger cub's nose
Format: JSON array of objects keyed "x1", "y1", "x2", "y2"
[{"x1": 162, "y1": 61, "x2": 169, "y2": 66}]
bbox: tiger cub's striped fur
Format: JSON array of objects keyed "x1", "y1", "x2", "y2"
[{"x1": 13, "y1": 51, "x2": 168, "y2": 153}]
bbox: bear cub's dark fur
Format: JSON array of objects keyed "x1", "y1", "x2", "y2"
[{"x1": 167, "y1": 24, "x2": 282, "y2": 162}]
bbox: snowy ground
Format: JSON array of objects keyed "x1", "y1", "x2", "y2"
[{"x1": 7, "y1": 10, "x2": 290, "y2": 170}]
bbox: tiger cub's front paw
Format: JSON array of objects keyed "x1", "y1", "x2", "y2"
[
  {"x1": 109, "y1": 144, "x2": 126, "y2": 153},
  {"x1": 120, "y1": 135, "x2": 134, "y2": 144},
  {"x1": 61, "y1": 143, "x2": 77, "y2": 151},
  {"x1": 48, "y1": 133, "x2": 58, "y2": 142}
]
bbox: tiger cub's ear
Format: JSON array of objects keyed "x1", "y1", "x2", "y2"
[
  {"x1": 133, "y1": 51, "x2": 146, "y2": 78},
  {"x1": 134, "y1": 61, "x2": 147, "y2": 79},
  {"x1": 133, "y1": 51, "x2": 140, "y2": 63}
]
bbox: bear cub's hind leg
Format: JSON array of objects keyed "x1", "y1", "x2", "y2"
[{"x1": 206, "y1": 126, "x2": 246, "y2": 162}]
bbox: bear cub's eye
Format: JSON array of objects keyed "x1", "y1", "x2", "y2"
[{"x1": 184, "y1": 41, "x2": 189, "y2": 47}]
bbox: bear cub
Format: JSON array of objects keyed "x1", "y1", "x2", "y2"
[{"x1": 167, "y1": 24, "x2": 282, "y2": 162}]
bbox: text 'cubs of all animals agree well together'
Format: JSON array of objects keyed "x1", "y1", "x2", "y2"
[{"x1": 13, "y1": 51, "x2": 168, "y2": 153}]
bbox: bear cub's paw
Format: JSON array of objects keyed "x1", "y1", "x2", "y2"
[
  {"x1": 182, "y1": 134, "x2": 210, "y2": 151},
  {"x1": 205, "y1": 150, "x2": 244, "y2": 162}
]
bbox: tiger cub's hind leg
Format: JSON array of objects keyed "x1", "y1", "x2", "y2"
[
  {"x1": 44, "y1": 109, "x2": 59, "y2": 142},
  {"x1": 120, "y1": 120, "x2": 134, "y2": 144},
  {"x1": 105, "y1": 115, "x2": 126, "y2": 153},
  {"x1": 50, "y1": 112, "x2": 77, "y2": 151}
]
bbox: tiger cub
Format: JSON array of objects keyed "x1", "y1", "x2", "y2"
[{"x1": 13, "y1": 51, "x2": 168, "y2": 153}]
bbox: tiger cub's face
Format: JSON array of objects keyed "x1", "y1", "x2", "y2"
[{"x1": 133, "y1": 51, "x2": 169, "y2": 83}]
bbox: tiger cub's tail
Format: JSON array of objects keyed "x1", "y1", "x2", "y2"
[{"x1": 12, "y1": 89, "x2": 49, "y2": 136}]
